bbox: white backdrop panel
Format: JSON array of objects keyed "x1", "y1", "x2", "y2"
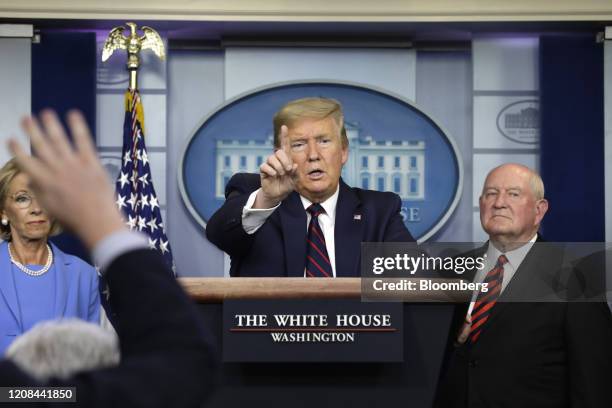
[
  {"x1": 167, "y1": 50, "x2": 226, "y2": 277},
  {"x1": 0, "y1": 38, "x2": 30, "y2": 166},
  {"x1": 225, "y1": 47, "x2": 416, "y2": 101},
  {"x1": 473, "y1": 37, "x2": 539, "y2": 91}
]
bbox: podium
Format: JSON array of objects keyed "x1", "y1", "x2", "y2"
[{"x1": 180, "y1": 278, "x2": 454, "y2": 408}]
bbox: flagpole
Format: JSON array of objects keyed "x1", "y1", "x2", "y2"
[{"x1": 101, "y1": 23, "x2": 175, "y2": 274}]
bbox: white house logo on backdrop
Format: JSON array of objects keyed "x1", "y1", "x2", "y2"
[
  {"x1": 496, "y1": 100, "x2": 539, "y2": 144},
  {"x1": 180, "y1": 82, "x2": 462, "y2": 242}
]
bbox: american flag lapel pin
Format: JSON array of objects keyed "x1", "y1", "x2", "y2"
[{"x1": 354, "y1": 214, "x2": 362, "y2": 220}]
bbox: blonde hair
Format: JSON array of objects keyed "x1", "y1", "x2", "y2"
[
  {"x1": 0, "y1": 158, "x2": 61, "y2": 240},
  {"x1": 272, "y1": 97, "x2": 348, "y2": 148}
]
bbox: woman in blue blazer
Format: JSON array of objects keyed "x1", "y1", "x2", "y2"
[{"x1": 0, "y1": 158, "x2": 100, "y2": 354}]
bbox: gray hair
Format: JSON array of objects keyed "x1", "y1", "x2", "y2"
[
  {"x1": 5, "y1": 319, "x2": 120, "y2": 381},
  {"x1": 528, "y1": 171, "x2": 545, "y2": 201},
  {"x1": 482, "y1": 163, "x2": 545, "y2": 200}
]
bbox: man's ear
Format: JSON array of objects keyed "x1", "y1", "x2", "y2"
[
  {"x1": 341, "y1": 145, "x2": 349, "y2": 165},
  {"x1": 534, "y1": 199, "x2": 549, "y2": 225}
]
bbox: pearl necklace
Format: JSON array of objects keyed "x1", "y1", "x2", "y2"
[{"x1": 8, "y1": 243, "x2": 53, "y2": 277}]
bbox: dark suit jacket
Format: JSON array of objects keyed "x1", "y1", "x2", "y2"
[
  {"x1": 0, "y1": 249, "x2": 215, "y2": 407},
  {"x1": 206, "y1": 173, "x2": 415, "y2": 277},
  {"x1": 434, "y1": 238, "x2": 612, "y2": 408}
]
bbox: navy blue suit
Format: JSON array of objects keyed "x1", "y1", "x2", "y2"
[{"x1": 206, "y1": 173, "x2": 415, "y2": 277}]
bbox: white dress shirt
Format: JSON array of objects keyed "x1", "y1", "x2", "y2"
[{"x1": 241, "y1": 186, "x2": 340, "y2": 277}]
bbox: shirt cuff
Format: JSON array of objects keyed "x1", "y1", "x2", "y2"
[
  {"x1": 93, "y1": 229, "x2": 149, "y2": 272},
  {"x1": 242, "y1": 188, "x2": 280, "y2": 234}
]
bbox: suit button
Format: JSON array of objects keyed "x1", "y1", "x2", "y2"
[{"x1": 469, "y1": 359, "x2": 478, "y2": 368}]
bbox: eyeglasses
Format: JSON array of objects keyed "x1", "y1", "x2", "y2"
[{"x1": 11, "y1": 192, "x2": 38, "y2": 209}]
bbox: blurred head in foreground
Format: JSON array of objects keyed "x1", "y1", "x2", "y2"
[{"x1": 5, "y1": 318, "x2": 120, "y2": 381}]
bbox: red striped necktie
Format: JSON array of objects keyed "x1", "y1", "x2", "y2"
[
  {"x1": 469, "y1": 254, "x2": 508, "y2": 343},
  {"x1": 305, "y1": 203, "x2": 333, "y2": 278}
]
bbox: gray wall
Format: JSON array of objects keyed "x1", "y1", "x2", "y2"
[
  {"x1": 416, "y1": 50, "x2": 473, "y2": 242},
  {"x1": 167, "y1": 51, "x2": 226, "y2": 276}
]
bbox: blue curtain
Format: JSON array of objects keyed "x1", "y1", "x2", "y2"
[
  {"x1": 32, "y1": 32, "x2": 97, "y2": 261},
  {"x1": 539, "y1": 35, "x2": 604, "y2": 242}
]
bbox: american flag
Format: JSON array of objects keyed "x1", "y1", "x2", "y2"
[{"x1": 114, "y1": 89, "x2": 175, "y2": 274}]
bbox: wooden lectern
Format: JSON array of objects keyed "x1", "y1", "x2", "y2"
[{"x1": 178, "y1": 277, "x2": 455, "y2": 408}]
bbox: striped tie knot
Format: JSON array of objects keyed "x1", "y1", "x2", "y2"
[
  {"x1": 497, "y1": 254, "x2": 509, "y2": 267},
  {"x1": 307, "y1": 203, "x2": 325, "y2": 218},
  {"x1": 483, "y1": 254, "x2": 508, "y2": 285}
]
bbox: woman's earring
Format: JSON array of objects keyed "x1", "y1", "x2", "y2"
[{"x1": 1, "y1": 218, "x2": 7, "y2": 226}]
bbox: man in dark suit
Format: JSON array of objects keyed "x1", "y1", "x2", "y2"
[
  {"x1": 206, "y1": 97, "x2": 415, "y2": 277},
  {"x1": 0, "y1": 110, "x2": 215, "y2": 407},
  {"x1": 435, "y1": 163, "x2": 612, "y2": 408}
]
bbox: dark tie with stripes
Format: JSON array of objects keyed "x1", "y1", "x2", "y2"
[
  {"x1": 469, "y1": 254, "x2": 508, "y2": 343},
  {"x1": 305, "y1": 203, "x2": 333, "y2": 278}
]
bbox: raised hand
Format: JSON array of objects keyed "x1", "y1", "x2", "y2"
[
  {"x1": 8, "y1": 110, "x2": 125, "y2": 250},
  {"x1": 253, "y1": 125, "x2": 298, "y2": 209}
]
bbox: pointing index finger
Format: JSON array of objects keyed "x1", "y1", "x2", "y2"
[{"x1": 279, "y1": 125, "x2": 290, "y2": 155}]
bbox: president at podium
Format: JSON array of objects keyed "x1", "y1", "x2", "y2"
[{"x1": 206, "y1": 97, "x2": 415, "y2": 277}]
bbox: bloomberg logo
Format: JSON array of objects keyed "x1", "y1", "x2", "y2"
[{"x1": 179, "y1": 82, "x2": 463, "y2": 242}]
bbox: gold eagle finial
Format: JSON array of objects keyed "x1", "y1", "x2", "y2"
[{"x1": 102, "y1": 22, "x2": 165, "y2": 90}]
